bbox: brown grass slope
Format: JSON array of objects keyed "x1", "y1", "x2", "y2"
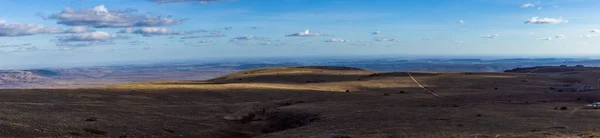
[{"x1": 0, "y1": 66, "x2": 600, "y2": 137}]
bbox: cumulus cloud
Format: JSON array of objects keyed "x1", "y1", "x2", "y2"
[
  {"x1": 64, "y1": 26, "x2": 95, "y2": 34},
  {"x1": 57, "y1": 31, "x2": 126, "y2": 42},
  {"x1": 324, "y1": 38, "x2": 348, "y2": 42},
  {"x1": 457, "y1": 20, "x2": 464, "y2": 24},
  {"x1": 524, "y1": 17, "x2": 568, "y2": 24},
  {"x1": 285, "y1": 29, "x2": 323, "y2": 37},
  {"x1": 150, "y1": 0, "x2": 226, "y2": 4},
  {"x1": 538, "y1": 37, "x2": 552, "y2": 40},
  {"x1": 591, "y1": 29, "x2": 599, "y2": 33},
  {"x1": 481, "y1": 34, "x2": 499, "y2": 38},
  {"x1": 372, "y1": 31, "x2": 382, "y2": 35},
  {"x1": 119, "y1": 27, "x2": 194, "y2": 36},
  {"x1": 0, "y1": 20, "x2": 64, "y2": 36},
  {"x1": 0, "y1": 19, "x2": 96, "y2": 37},
  {"x1": 46, "y1": 5, "x2": 182, "y2": 28},
  {"x1": 56, "y1": 31, "x2": 126, "y2": 47},
  {"x1": 520, "y1": 3, "x2": 535, "y2": 8}
]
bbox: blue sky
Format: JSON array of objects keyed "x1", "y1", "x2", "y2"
[{"x1": 0, "y1": 0, "x2": 599, "y2": 69}]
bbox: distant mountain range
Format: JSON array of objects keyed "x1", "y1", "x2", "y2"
[{"x1": 1, "y1": 58, "x2": 599, "y2": 88}]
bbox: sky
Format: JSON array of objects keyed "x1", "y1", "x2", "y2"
[{"x1": 0, "y1": 0, "x2": 600, "y2": 69}]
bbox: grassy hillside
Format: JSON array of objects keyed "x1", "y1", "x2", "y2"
[{"x1": 0, "y1": 66, "x2": 600, "y2": 137}]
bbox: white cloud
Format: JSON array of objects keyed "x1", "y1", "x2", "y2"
[
  {"x1": 481, "y1": 34, "x2": 499, "y2": 38},
  {"x1": 591, "y1": 29, "x2": 599, "y2": 33},
  {"x1": 56, "y1": 31, "x2": 127, "y2": 47},
  {"x1": 324, "y1": 38, "x2": 348, "y2": 42},
  {"x1": 0, "y1": 20, "x2": 63, "y2": 36},
  {"x1": 520, "y1": 3, "x2": 535, "y2": 8},
  {"x1": 524, "y1": 17, "x2": 568, "y2": 24},
  {"x1": 285, "y1": 29, "x2": 323, "y2": 37},
  {"x1": 46, "y1": 5, "x2": 182, "y2": 28},
  {"x1": 0, "y1": 19, "x2": 95, "y2": 37},
  {"x1": 457, "y1": 20, "x2": 464, "y2": 24},
  {"x1": 64, "y1": 26, "x2": 95, "y2": 34},
  {"x1": 538, "y1": 37, "x2": 552, "y2": 40},
  {"x1": 119, "y1": 27, "x2": 190, "y2": 36},
  {"x1": 554, "y1": 35, "x2": 566, "y2": 39},
  {"x1": 372, "y1": 31, "x2": 382, "y2": 35}
]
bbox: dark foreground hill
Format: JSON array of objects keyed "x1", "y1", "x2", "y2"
[{"x1": 0, "y1": 66, "x2": 600, "y2": 137}]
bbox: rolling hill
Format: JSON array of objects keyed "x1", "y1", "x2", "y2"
[{"x1": 0, "y1": 66, "x2": 600, "y2": 137}]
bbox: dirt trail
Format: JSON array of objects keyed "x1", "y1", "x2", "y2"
[
  {"x1": 565, "y1": 108, "x2": 580, "y2": 119},
  {"x1": 407, "y1": 72, "x2": 445, "y2": 98}
]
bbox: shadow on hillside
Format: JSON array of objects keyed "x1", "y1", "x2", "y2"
[{"x1": 192, "y1": 72, "x2": 441, "y2": 85}]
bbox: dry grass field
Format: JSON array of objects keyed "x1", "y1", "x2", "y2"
[{"x1": 1, "y1": 66, "x2": 600, "y2": 137}]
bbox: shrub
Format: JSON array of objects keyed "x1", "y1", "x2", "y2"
[
  {"x1": 82, "y1": 128, "x2": 107, "y2": 135},
  {"x1": 223, "y1": 101, "x2": 320, "y2": 135},
  {"x1": 261, "y1": 109, "x2": 319, "y2": 133},
  {"x1": 560, "y1": 107, "x2": 568, "y2": 110}
]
